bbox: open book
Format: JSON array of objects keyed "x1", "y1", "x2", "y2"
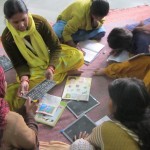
[
  {"x1": 107, "y1": 51, "x2": 150, "y2": 63},
  {"x1": 62, "y1": 76, "x2": 92, "y2": 101},
  {"x1": 78, "y1": 40, "x2": 104, "y2": 64},
  {"x1": 36, "y1": 94, "x2": 61, "y2": 116},
  {"x1": 35, "y1": 101, "x2": 66, "y2": 127},
  {"x1": 107, "y1": 51, "x2": 130, "y2": 62}
]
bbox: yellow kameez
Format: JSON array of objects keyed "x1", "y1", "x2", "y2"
[
  {"x1": 5, "y1": 45, "x2": 84, "y2": 111},
  {"x1": 104, "y1": 55, "x2": 150, "y2": 92},
  {"x1": 4, "y1": 14, "x2": 84, "y2": 111}
]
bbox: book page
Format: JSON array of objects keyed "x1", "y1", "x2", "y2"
[
  {"x1": 128, "y1": 53, "x2": 150, "y2": 60},
  {"x1": 107, "y1": 51, "x2": 130, "y2": 62},
  {"x1": 35, "y1": 101, "x2": 66, "y2": 127},
  {"x1": 107, "y1": 51, "x2": 150, "y2": 62},
  {"x1": 78, "y1": 40, "x2": 104, "y2": 53},
  {"x1": 36, "y1": 94, "x2": 61, "y2": 116},
  {"x1": 82, "y1": 48, "x2": 98, "y2": 63},
  {"x1": 62, "y1": 76, "x2": 92, "y2": 101}
]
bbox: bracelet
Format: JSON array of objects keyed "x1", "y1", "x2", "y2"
[
  {"x1": 47, "y1": 66, "x2": 55, "y2": 74},
  {"x1": 21, "y1": 79, "x2": 29, "y2": 83}
]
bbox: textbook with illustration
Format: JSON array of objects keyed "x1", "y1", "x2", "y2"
[
  {"x1": 78, "y1": 40, "x2": 104, "y2": 63},
  {"x1": 35, "y1": 101, "x2": 66, "y2": 127},
  {"x1": 36, "y1": 94, "x2": 61, "y2": 116},
  {"x1": 107, "y1": 50, "x2": 150, "y2": 62},
  {"x1": 62, "y1": 76, "x2": 92, "y2": 101}
]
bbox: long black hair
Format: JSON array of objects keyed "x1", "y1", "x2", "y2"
[
  {"x1": 90, "y1": 0, "x2": 109, "y2": 17},
  {"x1": 4, "y1": 0, "x2": 28, "y2": 19},
  {"x1": 108, "y1": 78, "x2": 150, "y2": 150}
]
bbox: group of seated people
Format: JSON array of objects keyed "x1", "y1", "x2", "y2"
[{"x1": 0, "y1": 0, "x2": 150, "y2": 149}]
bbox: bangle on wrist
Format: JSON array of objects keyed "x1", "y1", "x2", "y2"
[
  {"x1": 47, "y1": 66, "x2": 55, "y2": 74},
  {"x1": 21, "y1": 79, "x2": 29, "y2": 83}
]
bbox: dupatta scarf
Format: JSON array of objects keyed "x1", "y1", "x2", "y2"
[{"x1": 0, "y1": 66, "x2": 9, "y2": 145}]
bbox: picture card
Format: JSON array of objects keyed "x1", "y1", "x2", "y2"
[{"x1": 62, "y1": 76, "x2": 92, "y2": 101}]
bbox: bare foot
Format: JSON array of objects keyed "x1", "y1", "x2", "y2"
[
  {"x1": 94, "y1": 68, "x2": 105, "y2": 76},
  {"x1": 67, "y1": 69, "x2": 83, "y2": 76}
]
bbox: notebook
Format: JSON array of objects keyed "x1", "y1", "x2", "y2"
[
  {"x1": 36, "y1": 94, "x2": 61, "y2": 116},
  {"x1": 62, "y1": 76, "x2": 92, "y2": 101},
  {"x1": 0, "y1": 55, "x2": 13, "y2": 72},
  {"x1": 78, "y1": 40, "x2": 104, "y2": 64},
  {"x1": 35, "y1": 101, "x2": 66, "y2": 127},
  {"x1": 107, "y1": 51, "x2": 150, "y2": 62},
  {"x1": 22, "y1": 80, "x2": 56, "y2": 101},
  {"x1": 62, "y1": 115, "x2": 96, "y2": 142},
  {"x1": 67, "y1": 95, "x2": 100, "y2": 118}
]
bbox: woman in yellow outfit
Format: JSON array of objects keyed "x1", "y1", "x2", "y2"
[{"x1": 2, "y1": 0, "x2": 84, "y2": 111}]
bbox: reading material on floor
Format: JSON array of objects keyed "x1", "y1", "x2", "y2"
[
  {"x1": 107, "y1": 51, "x2": 130, "y2": 62},
  {"x1": 36, "y1": 94, "x2": 61, "y2": 116},
  {"x1": 62, "y1": 115, "x2": 96, "y2": 142},
  {"x1": 62, "y1": 76, "x2": 92, "y2": 101},
  {"x1": 78, "y1": 40, "x2": 104, "y2": 64},
  {"x1": 22, "y1": 80, "x2": 56, "y2": 100},
  {"x1": 0, "y1": 55, "x2": 13, "y2": 72},
  {"x1": 95, "y1": 115, "x2": 111, "y2": 126},
  {"x1": 67, "y1": 95, "x2": 100, "y2": 118},
  {"x1": 107, "y1": 51, "x2": 150, "y2": 62},
  {"x1": 35, "y1": 101, "x2": 66, "y2": 127}
]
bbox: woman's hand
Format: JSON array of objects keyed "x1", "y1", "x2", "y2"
[
  {"x1": 74, "y1": 131, "x2": 89, "y2": 141},
  {"x1": 45, "y1": 66, "x2": 54, "y2": 80},
  {"x1": 24, "y1": 97, "x2": 38, "y2": 114},
  {"x1": 18, "y1": 80, "x2": 29, "y2": 97}
]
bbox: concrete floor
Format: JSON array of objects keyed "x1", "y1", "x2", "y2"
[{"x1": 0, "y1": 0, "x2": 150, "y2": 35}]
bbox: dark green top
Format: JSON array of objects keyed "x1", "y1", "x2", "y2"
[{"x1": 1, "y1": 14, "x2": 61, "y2": 78}]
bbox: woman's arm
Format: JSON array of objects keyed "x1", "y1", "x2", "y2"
[
  {"x1": 35, "y1": 15, "x2": 62, "y2": 68},
  {"x1": 11, "y1": 112, "x2": 38, "y2": 150},
  {"x1": 1, "y1": 29, "x2": 30, "y2": 79},
  {"x1": 12, "y1": 99, "x2": 39, "y2": 149}
]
